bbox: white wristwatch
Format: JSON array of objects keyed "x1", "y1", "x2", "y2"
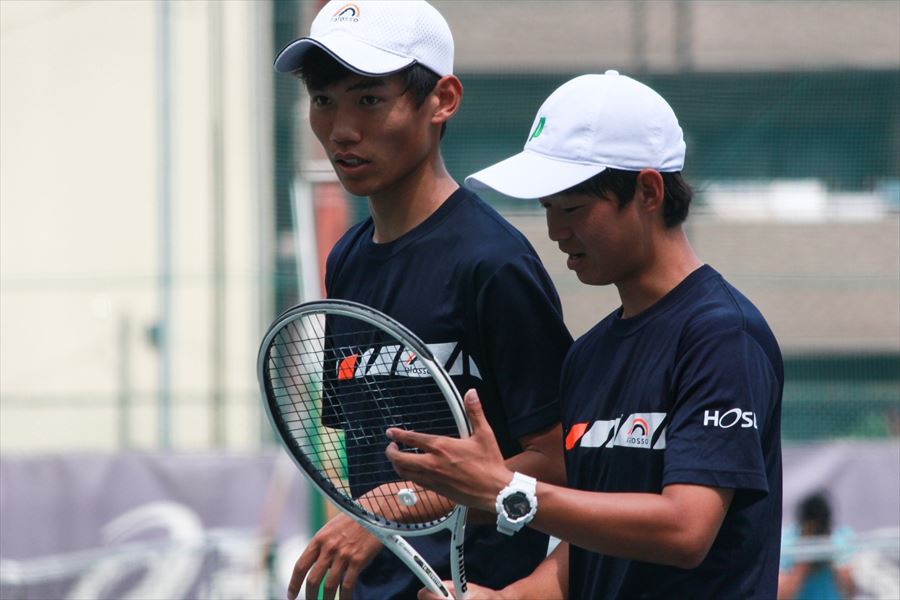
[{"x1": 495, "y1": 472, "x2": 538, "y2": 536}]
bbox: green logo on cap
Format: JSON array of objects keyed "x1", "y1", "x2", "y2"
[{"x1": 529, "y1": 116, "x2": 546, "y2": 141}]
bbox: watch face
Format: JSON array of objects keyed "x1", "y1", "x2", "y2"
[{"x1": 502, "y1": 491, "x2": 532, "y2": 519}]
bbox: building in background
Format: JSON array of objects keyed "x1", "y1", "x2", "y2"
[{"x1": 2, "y1": 0, "x2": 897, "y2": 452}]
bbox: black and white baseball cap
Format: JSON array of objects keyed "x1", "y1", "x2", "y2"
[
  {"x1": 274, "y1": 0, "x2": 454, "y2": 77},
  {"x1": 465, "y1": 71, "x2": 686, "y2": 199}
]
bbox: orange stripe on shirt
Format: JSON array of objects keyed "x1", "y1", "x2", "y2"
[
  {"x1": 565, "y1": 422, "x2": 589, "y2": 451},
  {"x1": 337, "y1": 354, "x2": 360, "y2": 380}
]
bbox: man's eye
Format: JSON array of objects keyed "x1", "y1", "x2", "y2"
[
  {"x1": 360, "y1": 95, "x2": 381, "y2": 106},
  {"x1": 311, "y1": 95, "x2": 331, "y2": 107},
  {"x1": 563, "y1": 205, "x2": 583, "y2": 214}
]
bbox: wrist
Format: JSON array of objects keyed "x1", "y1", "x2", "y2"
[
  {"x1": 495, "y1": 471, "x2": 538, "y2": 535},
  {"x1": 497, "y1": 579, "x2": 537, "y2": 600},
  {"x1": 480, "y1": 468, "x2": 514, "y2": 512},
  {"x1": 496, "y1": 585, "x2": 518, "y2": 600}
]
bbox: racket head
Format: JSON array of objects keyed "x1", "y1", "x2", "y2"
[{"x1": 258, "y1": 299, "x2": 470, "y2": 533}]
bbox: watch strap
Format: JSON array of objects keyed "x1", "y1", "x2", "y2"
[{"x1": 495, "y1": 472, "x2": 538, "y2": 536}]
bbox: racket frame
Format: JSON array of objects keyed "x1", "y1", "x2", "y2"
[{"x1": 258, "y1": 299, "x2": 470, "y2": 599}]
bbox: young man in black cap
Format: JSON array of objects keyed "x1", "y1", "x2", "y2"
[
  {"x1": 273, "y1": 2, "x2": 572, "y2": 598},
  {"x1": 388, "y1": 72, "x2": 784, "y2": 599}
]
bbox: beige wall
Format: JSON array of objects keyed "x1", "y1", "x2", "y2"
[{"x1": 0, "y1": 0, "x2": 273, "y2": 451}]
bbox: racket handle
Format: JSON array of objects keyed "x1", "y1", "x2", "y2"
[
  {"x1": 381, "y1": 532, "x2": 454, "y2": 599},
  {"x1": 450, "y1": 506, "x2": 468, "y2": 600}
]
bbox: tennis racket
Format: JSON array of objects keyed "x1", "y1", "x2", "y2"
[{"x1": 257, "y1": 299, "x2": 471, "y2": 599}]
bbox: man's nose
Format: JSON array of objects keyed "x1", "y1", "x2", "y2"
[
  {"x1": 546, "y1": 210, "x2": 571, "y2": 242},
  {"x1": 330, "y1": 107, "x2": 362, "y2": 145}
]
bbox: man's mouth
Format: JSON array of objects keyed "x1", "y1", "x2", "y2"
[
  {"x1": 565, "y1": 252, "x2": 586, "y2": 271},
  {"x1": 333, "y1": 154, "x2": 370, "y2": 168}
]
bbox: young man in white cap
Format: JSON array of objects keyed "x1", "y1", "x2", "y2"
[
  {"x1": 387, "y1": 71, "x2": 784, "y2": 599},
  {"x1": 273, "y1": 2, "x2": 572, "y2": 599}
]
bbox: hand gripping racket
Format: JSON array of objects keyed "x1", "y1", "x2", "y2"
[{"x1": 258, "y1": 299, "x2": 470, "y2": 599}]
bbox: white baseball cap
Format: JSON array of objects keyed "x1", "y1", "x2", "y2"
[
  {"x1": 273, "y1": 0, "x2": 454, "y2": 77},
  {"x1": 465, "y1": 71, "x2": 686, "y2": 199}
]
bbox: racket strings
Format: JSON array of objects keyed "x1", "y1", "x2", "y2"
[{"x1": 265, "y1": 311, "x2": 460, "y2": 527}]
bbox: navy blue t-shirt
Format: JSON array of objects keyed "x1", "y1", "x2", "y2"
[
  {"x1": 562, "y1": 265, "x2": 783, "y2": 599},
  {"x1": 325, "y1": 187, "x2": 573, "y2": 599}
]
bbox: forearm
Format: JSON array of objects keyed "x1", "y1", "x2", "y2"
[
  {"x1": 504, "y1": 444, "x2": 566, "y2": 487},
  {"x1": 387, "y1": 395, "x2": 731, "y2": 571},
  {"x1": 777, "y1": 563, "x2": 811, "y2": 600},
  {"x1": 526, "y1": 483, "x2": 732, "y2": 569},
  {"x1": 835, "y1": 565, "x2": 856, "y2": 598},
  {"x1": 359, "y1": 482, "x2": 453, "y2": 523},
  {"x1": 468, "y1": 438, "x2": 566, "y2": 525},
  {"x1": 459, "y1": 423, "x2": 566, "y2": 526},
  {"x1": 498, "y1": 541, "x2": 568, "y2": 600},
  {"x1": 506, "y1": 423, "x2": 567, "y2": 486}
]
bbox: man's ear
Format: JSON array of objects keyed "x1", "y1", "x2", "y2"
[
  {"x1": 430, "y1": 75, "x2": 463, "y2": 126},
  {"x1": 635, "y1": 169, "x2": 665, "y2": 214}
]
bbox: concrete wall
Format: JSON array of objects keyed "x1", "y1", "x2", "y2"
[
  {"x1": 435, "y1": 0, "x2": 900, "y2": 73},
  {"x1": 508, "y1": 212, "x2": 900, "y2": 352},
  {"x1": 0, "y1": 1, "x2": 275, "y2": 451}
]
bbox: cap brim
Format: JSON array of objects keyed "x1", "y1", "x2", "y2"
[
  {"x1": 464, "y1": 150, "x2": 606, "y2": 199},
  {"x1": 274, "y1": 33, "x2": 416, "y2": 76}
]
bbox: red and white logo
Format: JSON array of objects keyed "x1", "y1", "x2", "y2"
[
  {"x1": 566, "y1": 412, "x2": 667, "y2": 451},
  {"x1": 335, "y1": 342, "x2": 481, "y2": 381}
]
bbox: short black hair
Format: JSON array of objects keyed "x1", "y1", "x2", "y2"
[
  {"x1": 292, "y1": 46, "x2": 446, "y2": 137},
  {"x1": 798, "y1": 493, "x2": 832, "y2": 535},
  {"x1": 562, "y1": 168, "x2": 693, "y2": 228}
]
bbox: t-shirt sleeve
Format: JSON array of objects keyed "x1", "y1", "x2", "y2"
[
  {"x1": 475, "y1": 254, "x2": 573, "y2": 439},
  {"x1": 663, "y1": 327, "x2": 779, "y2": 494}
]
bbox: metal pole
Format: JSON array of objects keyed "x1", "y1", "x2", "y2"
[
  {"x1": 292, "y1": 179, "x2": 321, "y2": 303},
  {"x1": 209, "y1": 0, "x2": 226, "y2": 446},
  {"x1": 117, "y1": 312, "x2": 131, "y2": 449},
  {"x1": 156, "y1": 0, "x2": 173, "y2": 449},
  {"x1": 254, "y1": 0, "x2": 276, "y2": 447}
]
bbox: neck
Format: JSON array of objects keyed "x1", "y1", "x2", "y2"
[
  {"x1": 616, "y1": 227, "x2": 703, "y2": 319},
  {"x1": 368, "y1": 156, "x2": 459, "y2": 244}
]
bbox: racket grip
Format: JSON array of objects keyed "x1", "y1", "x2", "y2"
[
  {"x1": 450, "y1": 507, "x2": 468, "y2": 600},
  {"x1": 382, "y1": 532, "x2": 454, "y2": 598}
]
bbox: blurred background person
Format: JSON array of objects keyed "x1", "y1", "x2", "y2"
[{"x1": 779, "y1": 492, "x2": 856, "y2": 600}]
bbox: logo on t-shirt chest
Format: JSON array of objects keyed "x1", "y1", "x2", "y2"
[
  {"x1": 565, "y1": 412, "x2": 667, "y2": 451},
  {"x1": 335, "y1": 341, "x2": 482, "y2": 381}
]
